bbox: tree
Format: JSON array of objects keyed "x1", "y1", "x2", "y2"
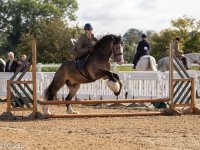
[
  {"x1": 17, "y1": 17, "x2": 83, "y2": 63},
  {"x1": 123, "y1": 28, "x2": 154, "y2": 63},
  {"x1": 150, "y1": 16, "x2": 200, "y2": 61},
  {"x1": 150, "y1": 29, "x2": 178, "y2": 60},
  {"x1": 122, "y1": 29, "x2": 142, "y2": 63},
  {"x1": 0, "y1": 0, "x2": 78, "y2": 52},
  {"x1": 171, "y1": 16, "x2": 200, "y2": 53}
]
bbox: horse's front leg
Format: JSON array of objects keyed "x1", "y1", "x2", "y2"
[
  {"x1": 103, "y1": 71, "x2": 122, "y2": 96},
  {"x1": 65, "y1": 83, "x2": 80, "y2": 114}
]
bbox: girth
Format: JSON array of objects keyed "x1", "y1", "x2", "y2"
[{"x1": 75, "y1": 53, "x2": 94, "y2": 81}]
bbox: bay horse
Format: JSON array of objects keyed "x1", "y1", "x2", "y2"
[{"x1": 42, "y1": 34, "x2": 124, "y2": 115}]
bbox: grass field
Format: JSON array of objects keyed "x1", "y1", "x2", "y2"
[{"x1": 39, "y1": 65, "x2": 199, "y2": 72}]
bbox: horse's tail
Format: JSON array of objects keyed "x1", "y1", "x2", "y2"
[
  {"x1": 157, "y1": 59, "x2": 162, "y2": 71},
  {"x1": 43, "y1": 77, "x2": 55, "y2": 101},
  {"x1": 149, "y1": 56, "x2": 157, "y2": 71},
  {"x1": 157, "y1": 58, "x2": 165, "y2": 72}
]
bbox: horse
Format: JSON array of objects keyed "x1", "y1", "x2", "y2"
[
  {"x1": 0, "y1": 58, "x2": 6, "y2": 72},
  {"x1": 135, "y1": 55, "x2": 157, "y2": 71},
  {"x1": 42, "y1": 34, "x2": 124, "y2": 115},
  {"x1": 158, "y1": 53, "x2": 200, "y2": 72}
]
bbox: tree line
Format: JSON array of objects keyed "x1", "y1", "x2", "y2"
[
  {"x1": 1, "y1": 1, "x2": 200, "y2": 63},
  {"x1": 124, "y1": 16, "x2": 200, "y2": 62}
]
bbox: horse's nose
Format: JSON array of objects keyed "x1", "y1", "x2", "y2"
[{"x1": 118, "y1": 59, "x2": 124, "y2": 65}]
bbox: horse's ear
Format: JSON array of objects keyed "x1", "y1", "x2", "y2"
[
  {"x1": 117, "y1": 35, "x2": 123, "y2": 44},
  {"x1": 118, "y1": 34, "x2": 122, "y2": 39}
]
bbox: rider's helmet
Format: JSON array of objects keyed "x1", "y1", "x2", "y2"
[
  {"x1": 175, "y1": 37, "x2": 180, "y2": 41},
  {"x1": 142, "y1": 34, "x2": 147, "y2": 38},
  {"x1": 84, "y1": 23, "x2": 93, "y2": 30}
]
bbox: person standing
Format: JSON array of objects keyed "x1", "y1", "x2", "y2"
[
  {"x1": 172, "y1": 37, "x2": 189, "y2": 69},
  {"x1": 72, "y1": 23, "x2": 98, "y2": 59},
  {"x1": 18, "y1": 54, "x2": 30, "y2": 72},
  {"x1": 132, "y1": 34, "x2": 150, "y2": 68},
  {"x1": 5, "y1": 52, "x2": 19, "y2": 72}
]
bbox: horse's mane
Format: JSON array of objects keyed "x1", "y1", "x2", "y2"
[{"x1": 93, "y1": 34, "x2": 119, "y2": 51}]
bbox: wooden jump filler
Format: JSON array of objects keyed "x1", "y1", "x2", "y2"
[{"x1": 6, "y1": 40, "x2": 37, "y2": 118}]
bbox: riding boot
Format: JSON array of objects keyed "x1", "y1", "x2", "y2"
[{"x1": 181, "y1": 57, "x2": 189, "y2": 70}]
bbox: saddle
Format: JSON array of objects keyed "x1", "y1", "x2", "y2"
[{"x1": 75, "y1": 53, "x2": 93, "y2": 80}]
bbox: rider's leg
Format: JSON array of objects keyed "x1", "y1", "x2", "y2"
[{"x1": 181, "y1": 57, "x2": 189, "y2": 70}]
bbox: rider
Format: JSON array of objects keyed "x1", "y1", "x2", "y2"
[
  {"x1": 172, "y1": 37, "x2": 189, "y2": 70},
  {"x1": 132, "y1": 34, "x2": 150, "y2": 68},
  {"x1": 72, "y1": 23, "x2": 98, "y2": 60}
]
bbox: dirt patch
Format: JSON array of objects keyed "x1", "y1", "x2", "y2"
[{"x1": 0, "y1": 102, "x2": 200, "y2": 150}]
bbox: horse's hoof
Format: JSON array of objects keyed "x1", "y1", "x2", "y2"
[
  {"x1": 68, "y1": 111, "x2": 79, "y2": 114},
  {"x1": 114, "y1": 92, "x2": 120, "y2": 96},
  {"x1": 43, "y1": 111, "x2": 52, "y2": 116},
  {"x1": 42, "y1": 106, "x2": 51, "y2": 116}
]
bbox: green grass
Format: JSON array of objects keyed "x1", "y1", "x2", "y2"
[
  {"x1": 39, "y1": 65, "x2": 199, "y2": 72},
  {"x1": 116, "y1": 66, "x2": 133, "y2": 72},
  {"x1": 192, "y1": 66, "x2": 200, "y2": 70},
  {"x1": 41, "y1": 67, "x2": 59, "y2": 72}
]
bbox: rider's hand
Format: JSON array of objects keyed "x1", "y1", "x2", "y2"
[
  {"x1": 87, "y1": 44, "x2": 94, "y2": 52},
  {"x1": 91, "y1": 41, "x2": 96, "y2": 45}
]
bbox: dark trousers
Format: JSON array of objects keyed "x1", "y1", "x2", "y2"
[{"x1": 181, "y1": 57, "x2": 189, "y2": 69}]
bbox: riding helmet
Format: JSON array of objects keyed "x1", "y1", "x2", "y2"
[
  {"x1": 84, "y1": 23, "x2": 93, "y2": 30},
  {"x1": 142, "y1": 34, "x2": 147, "y2": 38}
]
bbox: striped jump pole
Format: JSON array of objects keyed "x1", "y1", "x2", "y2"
[{"x1": 169, "y1": 42, "x2": 195, "y2": 113}]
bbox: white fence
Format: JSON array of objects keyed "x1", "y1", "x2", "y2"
[{"x1": 1, "y1": 71, "x2": 200, "y2": 100}]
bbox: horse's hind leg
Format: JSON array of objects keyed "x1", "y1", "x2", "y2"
[
  {"x1": 42, "y1": 73, "x2": 66, "y2": 115},
  {"x1": 65, "y1": 83, "x2": 80, "y2": 114}
]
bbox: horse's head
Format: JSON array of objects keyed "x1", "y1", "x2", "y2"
[
  {"x1": 185, "y1": 53, "x2": 200, "y2": 67},
  {"x1": 93, "y1": 34, "x2": 124, "y2": 64},
  {"x1": 112, "y1": 35, "x2": 124, "y2": 64}
]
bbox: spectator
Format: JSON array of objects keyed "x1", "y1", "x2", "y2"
[
  {"x1": 18, "y1": 54, "x2": 30, "y2": 72},
  {"x1": 5, "y1": 52, "x2": 19, "y2": 72}
]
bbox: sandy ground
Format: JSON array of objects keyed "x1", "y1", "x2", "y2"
[{"x1": 0, "y1": 102, "x2": 200, "y2": 150}]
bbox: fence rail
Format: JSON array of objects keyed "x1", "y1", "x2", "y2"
[{"x1": 1, "y1": 71, "x2": 200, "y2": 100}]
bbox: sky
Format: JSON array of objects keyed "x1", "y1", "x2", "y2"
[{"x1": 75, "y1": 0, "x2": 200, "y2": 36}]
